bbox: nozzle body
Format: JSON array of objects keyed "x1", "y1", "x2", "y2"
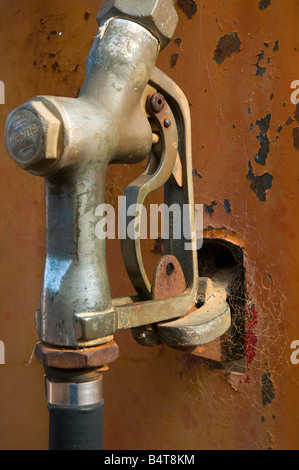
[{"x1": 6, "y1": 19, "x2": 161, "y2": 347}]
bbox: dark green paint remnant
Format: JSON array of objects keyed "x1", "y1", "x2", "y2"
[
  {"x1": 255, "y1": 50, "x2": 267, "y2": 76},
  {"x1": 192, "y1": 169, "x2": 203, "y2": 179},
  {"x1": 266, "y1": 272, "x2": 273, "y2": 283},
  {"x1": 213, "y1": 32, "x2": 241, "y2": 65},
  {"x1": 247, "y1": 162, "x2": 273, "y2": 201},
  {"x1": 261, "y1": 371, "x2": 275, "y2": 407},
  {"x1": 293, "y1": 128, "x2": 299, "y2": 149},
  {"x1": 204, "y1": 201, "x2": 217, "y2": 216},
  {"x1": 177, "y1": 0, "x2": 198, "y2": 20},
  {"x1": 259, "y1": 0, "x2": 271, "y2": 10},
  {"x1": 277, "y1": 125, "x2": 283, "y2": 134},
  {"x1": 273, "y1": 40, "x2": 279, "y2": 52},
  {"x1": 255, "y1": 114, "x2": 271, "y2": 165},
  {"x1": 224, "y1": 199, "x2": 232, "y2": 214},
  {"x1": 170, "y1": 53, "x2": 179, "y2": 68}
]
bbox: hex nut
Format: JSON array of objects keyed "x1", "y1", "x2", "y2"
[
  {"x1": 5, "y1": 99, "x2": 63, "y2": 172},
  {"x1": 35, "y1": 340, "x2": 120, "y2": 370},
  {"x1": 97, "y1": 0, "x2": 178, "y2": 50}
]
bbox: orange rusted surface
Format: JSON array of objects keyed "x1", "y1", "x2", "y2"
[{"x1": 0, "y1": 0, "x2": 298, "y2": 450}]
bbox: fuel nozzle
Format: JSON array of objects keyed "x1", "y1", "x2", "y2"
[{"x1": 5, "y1": 0, "x2": 179, "y2": 451}]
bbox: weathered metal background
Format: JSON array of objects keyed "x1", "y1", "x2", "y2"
[{"x1": 0, "y1": 0, "x2": 298, "y2": 450}]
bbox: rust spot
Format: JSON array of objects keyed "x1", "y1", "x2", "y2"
[
  {"x1": 247, "y1": 162, "x2": 273, "y2": 201},
  {"x1": 170, "y1": 53, "x2": 179, "y2": 68},
  {"x1": 151, "y1": 237, "x2": 164, "y2": 255},
  {"x1": 259, "y1": 0, "x2": 271, "y2": 10},
  {"x1": 213, "y1": 32, "x2": 241, "y2": 65},
  {"x1": 293, "y1": 128, "x2": 299, "y2": 149},
  {"x1": 177, "y1": 0, "x2": 198, "y2": 20},
  {"x1": 261, "y1": 371, "x2": 275, "y2": 407},
  {"x1": 51, "y1": 61, "x2": 60, "y2": 72}
]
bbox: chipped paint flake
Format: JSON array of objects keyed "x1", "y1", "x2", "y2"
[
  {"x1": 247, "y1": 162, "x2": 273, "y2": 201},
  {"x1": 292, "y1": 127, "x2": 299, "y2": 149},
  {"x1": 255, "y1": 50, "x2": 267, "y2": 76},
  {"x1": 204, "y1": 201, "x2": 217, "y2": 216},
  {"x1": 224, "y1": 199, "x2": 232, "y2": 214},
  {"x1": 255, "y1": 114, "x2": 271, "y2": 165},
  {"x1": 261, "y1": 371, "x2": 275, "y2": 407}
]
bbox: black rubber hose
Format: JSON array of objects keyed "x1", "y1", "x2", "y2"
[{"x1": 48, "y1": 401, "x2": 104, "y2": 451}]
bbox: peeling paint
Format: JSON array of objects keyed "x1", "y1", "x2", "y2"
[
  {"x1": 213, "y1": 32, "x2": 241, "y2": 65},
  {"x1": 247, "y1": 162, "x2": 273, "y2": 201},
  {"x1": 285, "y1": 116, "x2": 294, "y2": 126},
  {"x1": 292, "y1": 128, "x2": 299, "y2": 149},
  {"x1": 224, "y1": 199, "x2": 232, "y2": 214},
  {"x1": 261, "y1": 371, "x2": 275, "y2": 407},
  {"x1": 255, "y1": 50, "x2": 267, "y2": 76},
  {"x1": 204, "y1": 201, "x2": 217, "y2": 216},
  {"x1": 170, "y1": 53, "x2": 179, "y2": 68},
  {"x1": 259, "y1": 0, "x2": 271, "y2": 10},
  {"x1": 273, "y1": 40, "x2": 279, "y2": 52},
  {"x1": 276, "y1": 125, "x2": 283, "y2": 134},
  {"x1": 177, "y1": 0, "x2": 198, "y2": 20},
  {"x1": 192, "y1": 169, "x2": 202, "y2": 179},
  {"x1": 255, "y1": 114, "x2": 271, "y2": 165}
]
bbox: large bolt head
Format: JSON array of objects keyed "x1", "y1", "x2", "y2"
[
  {"x1": 97, "y1": 0, "x2": 178, "y2": 50},
  {"x1": 5, "y1": 99, "x2": 63, "y2": 173}
]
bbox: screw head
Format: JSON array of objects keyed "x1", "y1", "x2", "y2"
[
  {"x1": 149, "y1": 93, "x2": 166, "y2": 114},
  {"x1": 163, "y1": 118, "x2": 172, "y2": 128},
  {"x1": 97, "y1": 0, "x2": 178, "y2": 50},
  {"x1": 5, "y1": 99, "x2": 63, "y2": 172}
]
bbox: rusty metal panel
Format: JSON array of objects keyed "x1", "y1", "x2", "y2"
[{"x1": 0, "y1": 0, "x2": 298, "y2": 450}]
